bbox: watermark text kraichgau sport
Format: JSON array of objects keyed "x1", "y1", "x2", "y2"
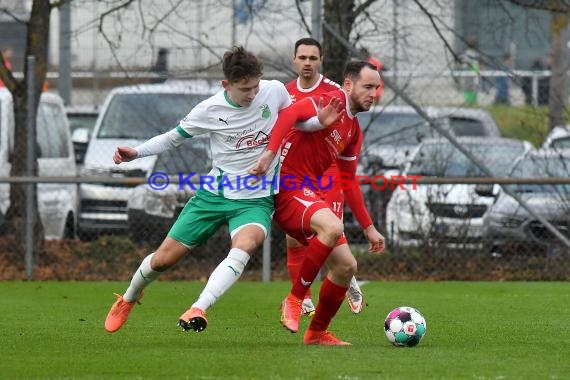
[{"x1": 147, "y1": 172, "x2": 422, "y2": 191}]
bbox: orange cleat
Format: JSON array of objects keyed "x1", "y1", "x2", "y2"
[
  {"x1": 303, "y1": 330, "x2": 352, "y2": 346},
  {"x1": 104, "y1": 292, "x2": 143, "y2": 333},
  {"x1": 280, "y1": 294, "x2": 302, "y2": 333},
  {"x1": 178, "y1": 307, "x2": 208, "y2": 332}
]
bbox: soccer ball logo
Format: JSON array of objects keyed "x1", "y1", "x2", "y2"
[{"x1": 384, "y1": 306, "x2": 426, "y2": 347}]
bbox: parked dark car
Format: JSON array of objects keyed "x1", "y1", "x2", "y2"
[
  {"x1": 127, "y1": 138, "x2": 211, "y2": 245},
  {"x1": 482, "y1": 150, "x2": 570, "y2": 257}
]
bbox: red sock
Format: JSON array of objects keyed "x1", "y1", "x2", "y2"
[
  {"x1": 287, "y1": 246, "x2": 311, "y2": 299},
  {"x1": 291, "y1": 238, "x2": 333, "y2": 300},
  {"x1": 309, "y1": 277, "x2": 347, "y2": 332}
]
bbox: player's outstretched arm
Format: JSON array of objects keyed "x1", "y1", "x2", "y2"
[
  {"x1": 113, "y1": 146, "x2": 137, "y2": 164},
  {"x1": 115, "y1": 128, "x2": 186, "y2": 165}
]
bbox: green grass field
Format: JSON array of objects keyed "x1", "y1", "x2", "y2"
[{"x1": 1, "y1": 281, "x2": 569, "y2": 379}]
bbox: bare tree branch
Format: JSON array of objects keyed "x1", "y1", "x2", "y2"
[
  {"x1": 0, "y1": 7, "x2": 27, "y2": 23},
  {"x1": 354, "y1": 0, "x2": 378, "y2": 18},
  {"x1": 412, "y1": 0, "x2": 460, "y2": 62},
  {"x1": 294, "y1": 0, "x2": 312, "y2": 35}
]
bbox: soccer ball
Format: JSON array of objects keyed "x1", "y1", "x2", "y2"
[{"x1": 384, "y1": 306, "x2": 427, "y2": 347}]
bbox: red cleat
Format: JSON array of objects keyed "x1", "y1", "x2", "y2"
[
  {"x1": 280, "y1": 294, "x2": 302, "y2": 333},
  {"x1": 303, "y1": 330, "x2": 351, "y2": 346}
]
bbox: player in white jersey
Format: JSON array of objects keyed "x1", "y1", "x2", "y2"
[{"x1": 104, "y1": 46, "x2": 342, "y2": 334}]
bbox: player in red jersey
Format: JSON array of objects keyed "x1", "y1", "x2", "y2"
[
  {"x1": 250, "y1": 61, "x2": 385, "y2": 345},
  {"x1": 285, "y1": 38, "x2": 365, "y2": 316}
]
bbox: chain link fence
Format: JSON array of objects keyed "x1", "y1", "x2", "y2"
[{"x1": 1, "y1": 65, "x2": 569, "y2": 281}]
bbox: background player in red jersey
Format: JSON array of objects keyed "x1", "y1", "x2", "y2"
[
  {"x1": 285, "y1": 38, "x2": 365, "y2": 316},
  {"x1": 250, "y1": 61, "x2": 385, "y2": 345}
]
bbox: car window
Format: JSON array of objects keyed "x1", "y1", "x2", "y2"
[
  {"x1": 37, "y1": 102, "x2": 69, "y2": 158},
  {"x1": 68, "y1": 113, "x2": 98, "y2": 134},
  {"x1": 551, "y1": 137, "x2": 570, "y2": 150},
  {"x1": 511, "y1": 156, "x2": 570, "y2": 193},
  {"x1": 97, "y1": 93, "x2": 209, "y2": 139},
  {"x1": 154, "y1": 139, "x2": 211, "y2": 174},
  {"x1": 359, "y1": 112, "x2": 433, "y2": 146},
  {"x1": 449, "y1": 117, "x2": 486, "y2": 136},
  {"x1": 408, "y1": 142, "x2": 525, "y2": 177}
]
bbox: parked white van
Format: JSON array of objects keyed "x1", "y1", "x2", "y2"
[
  {"x1": 77, "y1": 81, "x2": 217, "y2": 240},
  {"x1": 0, "y1": 88, "x2": 78, "y2": 239}
]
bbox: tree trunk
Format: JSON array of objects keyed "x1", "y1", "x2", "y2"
[
  {"x1": 5, "y1": 0, "x2": 50, "y2": 253},
  {"x1": 322, "y1": 0, "x2": 357, "y2": 84},
  {"x1": 549, "y1": 11, "x2": 569, "y2": 130}
]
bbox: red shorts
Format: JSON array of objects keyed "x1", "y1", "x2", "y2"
[
  {"x1": 322, "y1": 177, "x2": 344, "y2": 220},
  {"x1": 275, "y1": 185, "x2": 347, "y2": 246}
]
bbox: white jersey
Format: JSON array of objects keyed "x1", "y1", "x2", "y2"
[{"x1": 177, "y1": 79, "x2": 291, "y2": 199}]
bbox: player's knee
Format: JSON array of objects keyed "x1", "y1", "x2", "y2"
[
  {"x1": 152, "y1": 239, "x2": 190, "y2": 271},
  {"x1": 332, "y1": 255, "x2": 357, "y2": 280},
  {"x1": 319, "y1": 218, "x2": 344, "y2": 242},
  {"x1": 151, "y1": 250, "x2": 178, "y2": 271},
  {"x1": 233, "y1": 235, "x2": 264, "y2": 254},
  {"x1": 232, "y1": 225, "x2": 266, "y2": 253}
]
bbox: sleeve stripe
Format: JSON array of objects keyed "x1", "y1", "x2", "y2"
[
  {"x1": 338, "y1": 155, "x2": 357, "y2": 161},
  {"x1": 176, "y1": 124, "x2": 193, "y2": 139},
  {"x1": 309, "y1": 98, "x2": 318, "y2": 112}
]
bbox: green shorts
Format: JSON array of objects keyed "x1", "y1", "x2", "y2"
[{"x1": 168, "y1": 190, "x2": 274, "y2": 247}]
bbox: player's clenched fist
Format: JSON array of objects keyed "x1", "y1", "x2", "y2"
[{"x1": 113, "y1": 146, "x2": 138, "y2": 164}]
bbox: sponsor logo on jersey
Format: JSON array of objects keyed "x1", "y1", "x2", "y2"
[
  {"x1": 235, "y1": 131, "x2": 269, "y2": 149},
  {"x1": 330, "y1": 129, "x2": 342, "y2": 144},
  {"x1": 225, "y1": 127, "x2": 255, "y2": 143},
  {"x1": 303, "y1": 188, "x2": 316, "y2": 198}
]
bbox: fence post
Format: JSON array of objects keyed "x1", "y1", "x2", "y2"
[
  {"x1": 58, "y1": 0, "x2": 72, "y2": 105},
  {"x1": 262, "y1": 231, "x2": 271, "y2": 282},
  {"x1": 25, "y1": 56, "x2": 37, "y2": 281},
  {"x1": 531, "y1": 73, "x2": 538, "y2": 107}
]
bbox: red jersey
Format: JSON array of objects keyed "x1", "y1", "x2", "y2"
[
  {"x1": 269, "y1": 88, "x2": 373, "y2": 229},
  {"x1": 279, "y1": 89, "x2": 362, "y2": 183},
  {"x1": 285, "y1": 74, "x2": 340, "y2": 104},
  {"x1": 285, "y1": 74, "x2": 341, "y2": 179}
]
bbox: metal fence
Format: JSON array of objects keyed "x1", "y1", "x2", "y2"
[{"x1": 1, "y1": 69, "x2": 569, "y2": 282}]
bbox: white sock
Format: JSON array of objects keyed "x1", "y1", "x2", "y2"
[
  {"x1": 123, "y1": 252, "x2": 160, "y2": 302},
  {"x1": 192, "y1": 248, "x2": 250, "y2": 311}
]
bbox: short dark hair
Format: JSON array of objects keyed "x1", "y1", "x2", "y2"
[
  {"x1": 343, "y1": 60, "x2": 378, "y2": 81},
  {"x1": 294, "y1": 38, "x2": 322, "y2": 57},
  {"x1": 222, "y1": 46, "x2": 264, "y2": 84}
]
